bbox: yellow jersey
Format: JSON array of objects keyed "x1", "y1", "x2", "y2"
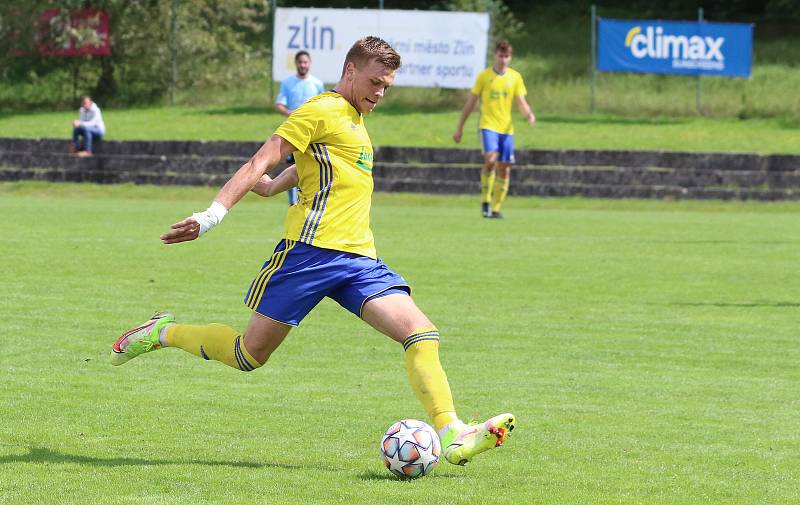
[
  {"x1": 274, "y1": 91, "x2": 378, "y2": 259},
  {"x1": 471, "y1": 67, "x2": 527, "y2": 134}
]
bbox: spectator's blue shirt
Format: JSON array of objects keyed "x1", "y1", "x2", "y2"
[{"x1": 276, "y1": 74, "x2": 325, "y2": 112}]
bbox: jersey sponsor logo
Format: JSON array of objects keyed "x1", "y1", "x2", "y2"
[{"x1": 356, "y1": 146, "x2": 373, "y2": 173}]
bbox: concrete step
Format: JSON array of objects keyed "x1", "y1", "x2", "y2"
[
  {"x1": 376, "y1": 146, "x2": 800, "y2": 171},
  {"x1": 4, "y1": 164, "x2": 795, "y2": 200},
  {"x1": 6, "y1": 158, "x2": 800, "y2": 197},
  {"x1": 0, "y1": 151, "x2": 245, "y2": 175},
  {"x1": 4, "y1": 152, "x2": 800, "y2": 189},
  {"x1": 0, "y1": 137, "x2": 261, "y2": 157},
  {"x1": 3, "y1": 137, "x2": 799, "y2": 172},
  {"x1": 3, "y1": 152, "x2": 800, "y2": 192},
  {"x1": 509, "y1": 183, "x2": 799, "y2": 200},
  {"x1": 376, "y1": 162, "x2": 800, "y2": 188},
  {"x1": 375, "y1": 179, "x2": 799, "y2": 200},
  {"x1": 3, "y1": 138, "x2": 800, "y2": 200},
  {"x1": 0, "y1": 165, "x2": 230, "y2": 186}
]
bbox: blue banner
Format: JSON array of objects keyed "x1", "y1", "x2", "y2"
[{"x1": 597, "y1": 18, "x2": 752, "y2": 77}]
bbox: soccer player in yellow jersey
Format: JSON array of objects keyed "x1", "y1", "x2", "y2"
[
  {"x1": 110, "y1": 37, "x2": 515, "y2": 467},
  {"x1": 453, "y1": 40, "x2": 536, "y2": 219}
]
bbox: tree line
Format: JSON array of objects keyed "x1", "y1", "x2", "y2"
[{"x1": 0, "y1": 0, "x2": 796, "y2": 110}]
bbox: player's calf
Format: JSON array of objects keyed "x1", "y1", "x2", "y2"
[{"x1": 111, "y1": 314, "x2": 263, "y2": 372}]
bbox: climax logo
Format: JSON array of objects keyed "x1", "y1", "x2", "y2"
[{"x1": 624, "y1": 25, "x2": 725, "y2": 62}]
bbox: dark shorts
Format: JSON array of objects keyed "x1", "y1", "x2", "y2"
[
  {"x1": 481, "y1": 129, "x2": 515, "y2": 163},
  {"x1": 244, "y1": 240, "x2": 410, "y2": 326}
]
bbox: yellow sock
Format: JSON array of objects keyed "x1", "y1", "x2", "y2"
[
  {"x1": 491, "y1": 175, "x2": 510, "y2": 213},
  {"x1": 403, "y1": 326, "x2": 460, "y2": 432},
  {"x1": 480, "y1": 169, "x2": 496, "y2": 204},
  {"x1": 165, "y1": 323, "x2": 262, "y2": 371}
]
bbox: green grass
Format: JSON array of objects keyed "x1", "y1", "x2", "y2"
[
  {"x1": 1, "y1": 182, "x2": 799, "y2": 504},
  {"x1": 1, "y1": 106, "x2": 799, "y2": 154}
]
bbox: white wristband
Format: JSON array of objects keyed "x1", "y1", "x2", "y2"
[{"x1": 192, "y1": 201, "x2": 228, "y2": 236}]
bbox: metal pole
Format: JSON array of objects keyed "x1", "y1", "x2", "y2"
[
  {"x1": 72, "y1": 59, "x2": 79, "y2": 103},
  {"x1": 696, "y1": 7, "x2": 703, "y2": 115},
  {"x1": 269, "y1": 0, "x2": 276, "y2": 102},
  {"x1": 170, "y1": 0, "x2": 177, "y2": 105},
  {"x1": 379, "y1": 0, "x2": 384, "y2": 9},
  {"x1": 591, "y1": 4, "x2": 597, "y2": 113}
]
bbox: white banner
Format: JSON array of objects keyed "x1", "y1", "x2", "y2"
[{"x1": 273, "y1": 7, "x2": 489, "y2": 89}]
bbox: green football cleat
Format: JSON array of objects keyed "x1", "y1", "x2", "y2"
[
  {"x1": 442, "y1": 413, "x2": 516, "y2": 466},
  {"x1": 110, "y1": 312, "x2": 175, "y2": 366}
]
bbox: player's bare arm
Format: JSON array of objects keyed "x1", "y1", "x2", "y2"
[
  {"x1": 215, "y1": 135, "x2": 296, "y2": 208},
  {"x1": 453, "y1": 93, "x2": 479, "y2": 143},
  {"x1": 515, "y1": 95, "x2": 536, "y2": 125},
  {"x1": 161, "y1": 135, "x2": 297, "y2": 244},
  {"x1": 251, "y1": 164, "x2": 299, "y2": 197},
  {"x1": 275, "y1": 103, "x2": 292, "y2": 117}
]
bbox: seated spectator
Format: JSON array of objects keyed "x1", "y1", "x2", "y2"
[{"x1": 69, "y1": 96, "x2": 106, "y2": 157}]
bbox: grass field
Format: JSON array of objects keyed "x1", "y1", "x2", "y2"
[
  {"x1": 1, "y1": 182, "x2": 798, "y2": 504},
  {"x1": 1, "y1": 107, "x2": 799, "y2": 154}
]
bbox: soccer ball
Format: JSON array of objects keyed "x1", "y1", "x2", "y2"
[{"x1": 380, "y1": 419, "x2": 441, "y2": 479}]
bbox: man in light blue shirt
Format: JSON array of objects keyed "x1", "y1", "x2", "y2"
[{"x1": 276, "y1": 51, "x2": 325, "y2": 205}]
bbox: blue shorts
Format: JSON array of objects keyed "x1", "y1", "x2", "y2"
[
  {"x1": 244, "y1": 240, "x2": 411, "y2": 326},
  {"x1": 481, "y1": 129, "x2": 515, "y2": 163}
]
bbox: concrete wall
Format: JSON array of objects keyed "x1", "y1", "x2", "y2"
[{"x1": 2, "y1": 137, "x2": 799, "y2": 200}]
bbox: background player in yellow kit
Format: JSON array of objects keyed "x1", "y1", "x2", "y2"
[
  {"x1": 453, "y1": 40, "x2": 536, "y2": 219},
  {"x1": 110, "y1": 36, "x2": 515, "y2": 467}
]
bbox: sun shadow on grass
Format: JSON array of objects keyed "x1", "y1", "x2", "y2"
[
  {"x1": 358, "y1": 470, "x2": 403, "y2": 481},
  {"x1": 0, "y1": 447, "x2": 307, "y2": 470},
  {"x1": 544, "y1": 115, "x2": 690, "y2": 126},
  {"x1": 193, "y1": 106, "x2": 276, "y2": 116},
  {"x1": 649, "y1": 301, "x2": 800, "y2": 308},
  {"x1": 373, "y1": 104, "x2": 456, "y2": 116},
  {"x1": 644, "y1": 240, "x2": 800, "y2": 245},
  {"x1": 776, "y1": 117, "x2": 800, "y2": 130},
  {"x1": 357, "y1": 469, "x2": 461, "y2": 481}
]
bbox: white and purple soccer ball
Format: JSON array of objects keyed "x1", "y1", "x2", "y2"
[{"x1": 380, "y1": 419, "x2": 441, "y2": 479}]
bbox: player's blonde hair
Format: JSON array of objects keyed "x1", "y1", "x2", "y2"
[{"x1": 341, "y1": 36, "x2": 401, "y2": 76}]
